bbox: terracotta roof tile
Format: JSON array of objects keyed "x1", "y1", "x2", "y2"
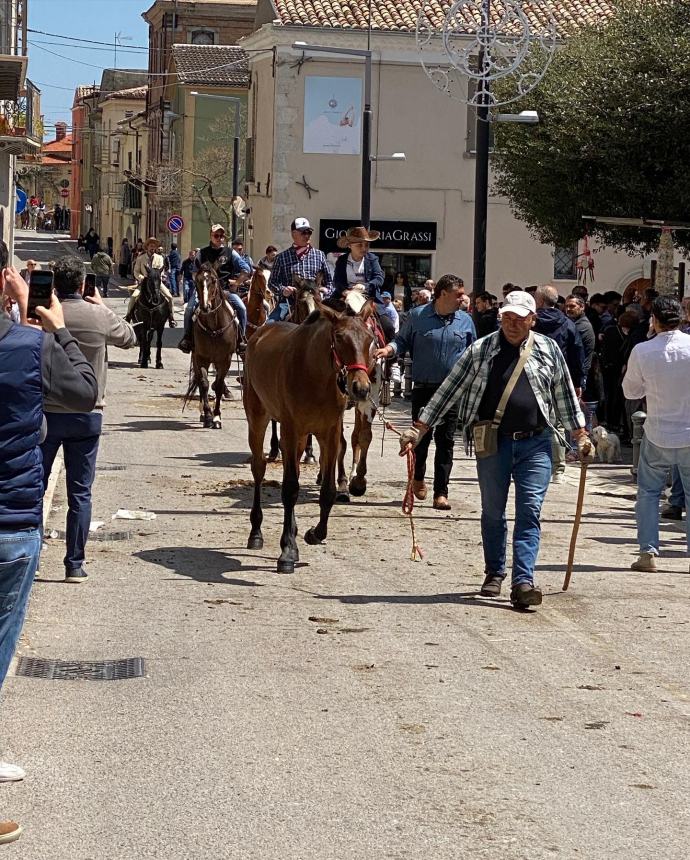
[
  {"x1": 103, "y1": 86, "x2": 148, "y2": 101},
  {"x1": 272, "y1": 0, "x2": 616, "y2": 37},
  {"x1": 172, "y1": 44, "x2": 249, "y2": 88}
]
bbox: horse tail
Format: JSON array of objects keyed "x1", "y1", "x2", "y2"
[{"x1": 182, "y1": 357, "x2": 198, "y2": 411}]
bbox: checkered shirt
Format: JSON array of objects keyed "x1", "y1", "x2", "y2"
[
  {"x1": 268, "y1": 246, "x2": 333, "y2": 298},
  {"x1": 418, "y1": 330, "x2": 585, "y2": 443}
]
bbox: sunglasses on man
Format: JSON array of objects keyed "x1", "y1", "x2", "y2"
[
  {"x1": 297, "y1": 229, "x2": 313, "y2": 236},
  {"x1": 212, "y1": 231, "x2": 225, "y2": 238}
]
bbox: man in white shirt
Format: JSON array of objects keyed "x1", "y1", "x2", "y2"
[{"x1": 622, "y1": 296, "x2": 690, "y2": 572}]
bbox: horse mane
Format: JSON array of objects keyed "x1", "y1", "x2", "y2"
[{"x1": 142, "y1": 268, "x2": 162, "y2": 305}]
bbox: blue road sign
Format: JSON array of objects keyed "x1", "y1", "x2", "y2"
[
  {"x1": 167, "y1": 214, "x2": 184, "y2": 233},
  {"x1": 16, "y1": 188, "x2": 27, "y2": 215}
]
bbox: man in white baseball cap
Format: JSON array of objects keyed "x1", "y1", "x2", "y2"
[
  {"x1": 397, "y1": 289, "x2": 591, "y2": 611},
  {"x1": 267, "y1": 216, "x2": 332, "y2": 321}
]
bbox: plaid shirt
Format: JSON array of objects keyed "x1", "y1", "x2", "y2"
[
  {"x1": 268, "y1": 246, "x2": 333, "y2": 298},
  {"x1": 418, "y1": 330, "x2": 585, "y2": 444}
]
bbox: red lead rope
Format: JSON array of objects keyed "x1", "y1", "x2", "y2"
[{"x1": 385, "y1": 421, "x2": 424, "y2": 562}]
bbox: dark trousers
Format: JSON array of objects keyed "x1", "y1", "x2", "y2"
[
  {"x1": 411, "y1": 383, "x2": 460, "y2": 497},
  {"x1": 41, "y1": 412, "x2": 102, "y2": 571}
]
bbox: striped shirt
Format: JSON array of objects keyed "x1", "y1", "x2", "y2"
[{"x1": 418, "y1": 330, "x2": 585, "y2": 444}]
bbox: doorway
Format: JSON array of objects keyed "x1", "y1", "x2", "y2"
[{"x1": 374, "y1": 252, "x2": 432, "y2": 309}]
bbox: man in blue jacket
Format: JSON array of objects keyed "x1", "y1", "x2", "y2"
[
  {"x1": 376, "y1": 274, "x2": 476, "y2": 510},
  {"x1": 0, "y1": 247, "x2": 97, "y2": 843},
  {"x1": 534, "y1": 285, "x2": 585, "y2": 483}
]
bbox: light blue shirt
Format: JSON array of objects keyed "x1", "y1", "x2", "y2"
[{"x1": 391, "y1": 301, "x2": 476, "y2": 384}]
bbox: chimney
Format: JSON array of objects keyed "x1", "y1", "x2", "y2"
[{"x1": 55, "y1": 122, "x2": 67, "y2": 142}]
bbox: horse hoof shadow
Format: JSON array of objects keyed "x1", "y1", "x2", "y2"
[
  {"x1": 304, "y1": 527, "x2": 323, "y2": 545},
  {"x1": 247, "y1": 535, "x2": 264, "y2": 550},
  {"x1": 349, "y1": 478, "x2": 367, "y2": 497}
]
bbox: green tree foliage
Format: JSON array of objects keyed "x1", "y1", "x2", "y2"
[{"x1": 492, "y1": 0, "x2": 690, "y2": 255}]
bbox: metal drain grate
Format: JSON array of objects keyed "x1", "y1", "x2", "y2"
[
  {"x1": 15, "y1": 657, "x2": 145, "y2": 681},
  {"x1": 96, "y1": 464, "x2": 127, "y2": 471}
]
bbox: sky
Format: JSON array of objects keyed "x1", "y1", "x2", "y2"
[{"x1": 28, "y1": 0, "x2": 149, "y2": 138}]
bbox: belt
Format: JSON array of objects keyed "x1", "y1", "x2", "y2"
[{"x1": 500, "y1": 427, "x2": 545, "y2": 441}]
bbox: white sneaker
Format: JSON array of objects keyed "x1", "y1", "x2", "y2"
[
  {"x1": 0, "y1": 762, "x2": 25, "y2": 782},
  {"x1": 631, "y1": 552, "x2": 657, "y2": 572},
  {"x1": 551, "y1": 473, "x2": 566, "y2": 485}
]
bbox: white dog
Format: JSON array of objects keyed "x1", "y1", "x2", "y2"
[{"x1": 591, "y1": 425, "x2": 622, "y2": 463}]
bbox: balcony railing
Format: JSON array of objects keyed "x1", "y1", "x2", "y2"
[{"x1": 0, "y1": 78, "x2": 41, "y2": 154}]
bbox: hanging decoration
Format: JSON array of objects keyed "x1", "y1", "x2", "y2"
[
  {"x1": 655, "y1": 227, "x2": 676, "y2": 296},
  {"x1": 576, "y1": 232, "x2": 595, "y2": 285}
]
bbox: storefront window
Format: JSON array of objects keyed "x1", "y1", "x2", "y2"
[{"x1": 375, "y1": 253, "x2": 432, "y2": 309}]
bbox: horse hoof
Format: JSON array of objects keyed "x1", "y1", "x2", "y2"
[
  {"x1": 304, "y1": 527, "x2": 322, "y2": 545},
  {"x1": 267, "y1": 453, "x2": 279, "y2": 462},
  {"x1": 277, "y1": 559, "x2": 295, "y2": 574},
  {"x1": 247, "y1": 534, "x2": 264, "y2": 550},
  {"x1": 156, "y1": 363, "x2": 164, "y2": 370},
  {"x1": 212, "y1": 420, "x2": 222, "y2": 430},
  {"x1": 336, "y1": 491, "x2": 350, "y2": 504},
  {"x1": 315, "y1": 472, "x2": 322, "y2": 486},
  {"x1": 349, "y1": 477, "x2": 367, "y2": 497},
  {"x1": 303, "y1": 455, "x2": 317, "y2": 466},
  {"x1": 203, "y1": 418, "x2": 214, "y2": 429}
]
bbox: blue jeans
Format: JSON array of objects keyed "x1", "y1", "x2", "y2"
[
  {"x1": 268, "y1": 300, "x2": 290, "y2": 323},
  {"x1": 669, "y1": 466, "x2": 686, "y2": 510},
  {"x1": 581, "y1": 400, "x2": 598, "y2": 434},
  {"x1": 636, "y1": 437, "x2": 690, "y2": 555},
  {"x1": 184, "y1": 290, "x2": 247, "y2": 335},
  {"x1": 41, "y1": 412, "x2": 102, "y2": 571},
  {"x1": 476, "y1": 431, "x2": 553, "y2": 585},
  {"x1": 0, "y1": 528, "x2": 41, "y2": 690},
  {"x1": 183, "y1": 278, "x2": 195, "y2": 304},
  {"x1": 169, "y1": 267, "x2": 180, "y2": 296}
]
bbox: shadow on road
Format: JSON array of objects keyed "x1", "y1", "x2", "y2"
[
  {"x1": 135, "y1": 545, "x2": 272, "y2": 583},
  {"x1": 312, "y1": 591, "x2": 517, "y2": 612}
]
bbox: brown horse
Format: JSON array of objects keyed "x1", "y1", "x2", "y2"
[
  {"x1": 245, "y1": 267, "x2": 273, "y2": 336},
  {"x1": 184, "y1": 264, "x2": 238, "y2": 429},
  {"x1": 243, "y1": 302, "x2": 374, "y2": 573}
]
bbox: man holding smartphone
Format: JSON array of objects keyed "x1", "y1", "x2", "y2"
[
  {"x1": 41, "y1": 256, "x2": 137, "y2": 583},
  {"x1": 1, "y1": 246, "x2": 97, "y2": 844}
]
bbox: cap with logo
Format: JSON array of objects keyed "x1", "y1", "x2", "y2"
[
  {"x1": 291, "y1": 217, "x2": 312, "y2": 232},
  {"x1": 211, "y1": 223, "x2": 226, "y2": 234},
  {"x1": 500, "y1": 291, "x2": 536, "y2": 318},
  {"x1": 380, "y1": 291, "x2": 392, "y2": 300}
]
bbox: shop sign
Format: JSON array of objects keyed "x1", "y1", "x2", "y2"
[{"x1": 319, "y1": 219, "x2": 437, "y2": 254}]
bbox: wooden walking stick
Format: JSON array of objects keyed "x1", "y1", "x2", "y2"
[{"x1": 563, "y1": 440, "x2": 592, "y2": 591}]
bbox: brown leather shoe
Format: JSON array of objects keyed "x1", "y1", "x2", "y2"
[
  {"x1": 0, "y1": 821, "x2": 22, "y2": 844},
  {"x1": 411, "y1": 480, "x2": 427, "y2": 501},
  {"x1": 433, "y1": 495, "x2": 451, "y2": 510}
]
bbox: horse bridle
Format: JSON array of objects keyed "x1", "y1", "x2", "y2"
[{"x1": 195, "y1": 272, "x2": 236, "y2": 338}]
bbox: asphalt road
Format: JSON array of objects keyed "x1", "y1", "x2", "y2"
[{"x1": 2, "y1": 231, "x2": 689, "y2": 859}]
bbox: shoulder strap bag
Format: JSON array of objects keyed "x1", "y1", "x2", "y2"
[{"x1": 473, "y1": 332, "x2": 535, "y2": 458}]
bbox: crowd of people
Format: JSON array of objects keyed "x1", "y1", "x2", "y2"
[{"x1": 1, "y1": 216, "x2": 689, "y2": 843}]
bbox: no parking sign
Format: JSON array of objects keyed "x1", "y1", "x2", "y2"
[{"x1": 167, "y1": 214, "x2": 184, "y2": 234}]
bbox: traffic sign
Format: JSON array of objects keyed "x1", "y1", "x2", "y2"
[
  {"x1": 15, "y1": 188, "x2": 27, "y2": 214},
  {"x1": 60, "y1": 188, "x2": 70, "y2": 198},
  {"x1": 59, "y1": 179, "x2": 70, "y2": 189},
  {"x1": 167, "y1": 214, "x2": 184, "y2": 233}
]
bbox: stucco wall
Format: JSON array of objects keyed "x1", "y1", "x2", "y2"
[{"x1": 245, "y1": 31, "x2": 687, "y2": 296}]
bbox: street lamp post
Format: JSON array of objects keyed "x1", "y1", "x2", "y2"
[
  {"x1": 191, "y1": 91, "x2": 242, "y2": 238},
  {"x1": 293, "y1": 43, "x2": 373, "y2": 227}
]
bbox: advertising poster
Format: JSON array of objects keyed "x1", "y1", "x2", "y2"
[{"x1": 303, "y1": 76, "x2": 362, "y2": 155}]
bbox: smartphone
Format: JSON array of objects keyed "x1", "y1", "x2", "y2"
[
  {"x1": 83, "y1": 273, "x2": 96, "y2": 299},
  {"x1": 27, "y1": 270, "x2": 54, "y2": 318}
]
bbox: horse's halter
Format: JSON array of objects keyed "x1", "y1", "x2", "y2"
[{"x1": 331, "y1": 328, "x2": 372, "y2": 395}]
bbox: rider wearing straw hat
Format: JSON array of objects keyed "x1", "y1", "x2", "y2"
[{"x1": 331, "y1": 226, "x2": 386, "y2": 307}]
